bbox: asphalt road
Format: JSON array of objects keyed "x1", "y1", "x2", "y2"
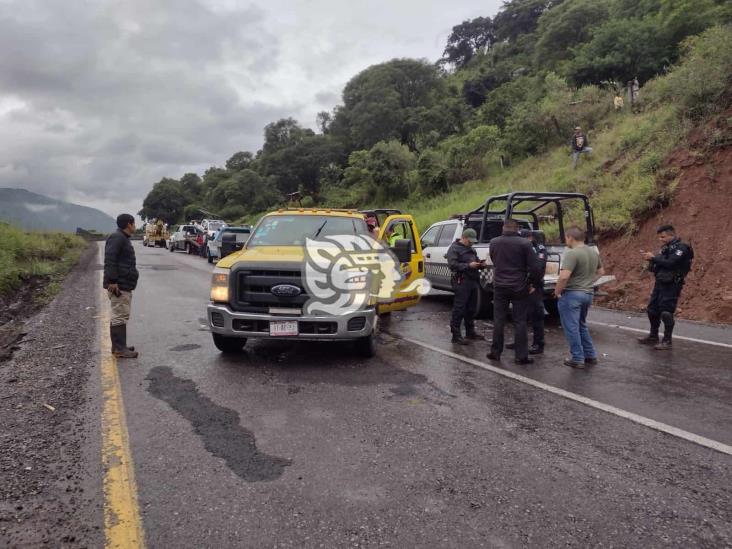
[{"x1": 112, "y1": 242, "x2": 732, "y2": 548}]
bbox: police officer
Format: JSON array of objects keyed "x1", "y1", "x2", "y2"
[
  {"x1": 447, "y1": 228, "x2": 485, "y2": 345},
  {"x1": 507, "y1": 230, "x2": 547, "y2": 354},
  {"x1": 638, "y1": 224, "x2": 693, "y2": 350}
]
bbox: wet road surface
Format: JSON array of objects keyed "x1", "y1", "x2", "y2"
[{"x1": 112, "y1": 242, "x2": 732, "y2": 548}]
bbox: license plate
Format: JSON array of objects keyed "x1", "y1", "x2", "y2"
[{"x1": 269, "y1": 320, "x2": 298, "y2": 337}]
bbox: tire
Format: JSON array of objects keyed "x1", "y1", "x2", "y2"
[
  {"x1": 169, "y1": 242, "x2": 174, "y2": 252},
  {"x1": 475, "y1": 287, "x2": 494, "y2": 319},
  {"x1": 212, "y1": 333, "x2": 247, "y2": 354},
  {"x1": 354, "y1": 333, "x2": 375, "y2": 358}
]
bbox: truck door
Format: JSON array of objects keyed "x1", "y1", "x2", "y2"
[
  {"x1": 431, "y1": 221, "x2": 459, "y2": 290},
  {"x1": 376, "y1": 214, "x2": 425, "y2": 314}
]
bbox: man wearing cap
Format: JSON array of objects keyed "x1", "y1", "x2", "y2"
[
  {"x1": 103, "y1": 213, "x2": 140, "y2": 359},
  {"x1": 571, "y1": 126, "x2": 592, "y2": 169},
  {"x1": 447, "y1": 228, "x2": 485, "y2": 345}
]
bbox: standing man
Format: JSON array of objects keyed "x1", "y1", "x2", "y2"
[
  {"x1": 103, "y1": 214, "x2": 139, "y2": 359},
  {"x1": 571, "y1": 126, "x2": 592, "y2": 169},
  {"x1": 638, "y1": 224, "x2": 693, "y2": 350},
  {"x1": 487, "y1": 219, "x2": 541, "y2": 364},
  {"x1": 447, "y1": 228, "x2": 484, "y2": 345},
  {"x1": 554, "y1": 226, "x2": 604, "y2": 369}
]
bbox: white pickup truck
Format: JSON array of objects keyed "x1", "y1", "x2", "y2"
[{"x1": 420, "y1": 192, "x2": 614, "y2": 317}]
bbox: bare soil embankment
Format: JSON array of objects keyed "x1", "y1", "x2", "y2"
[{"x1": 599, "y1": 111, "x2": 732, "y2": 324}]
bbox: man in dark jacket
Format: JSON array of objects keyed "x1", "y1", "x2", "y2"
[
  {"x1": 638, "y1": 224, "x2": 693, "y2": 350},
  {"x1": 507, "y1": 230, "x2": 548, "y2": 354},
  {"x1": 571, "y1": 126, "x2": 592, "y2": 169},
  {"x1": 487, "y1": 219, "x2": 542, "y2": 364},
  {"x1": 104, "y1": 213, "x2": 140, "y2": 358},
  {"x1": 447, "y1": 228, "x2": 485, "y2": 345}
]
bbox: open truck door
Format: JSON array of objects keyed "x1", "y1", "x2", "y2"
[{"x1": 376, "y1": 214, "x2": 425, "y2": 314}]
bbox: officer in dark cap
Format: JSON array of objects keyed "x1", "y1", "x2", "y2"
[
  {"x1": 447, "y1": 228, "x2": 485, "y2": 345},
  {"x1": 507, "y1": 229, "x2": 547, "y2": 354},
  {"x1": 638, "y1": 224, "x2": 694, "y2": 350}
]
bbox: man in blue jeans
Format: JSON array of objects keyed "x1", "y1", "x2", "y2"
[{"x1": 554, "y1": 226, "x2": 605, "y2": 369}]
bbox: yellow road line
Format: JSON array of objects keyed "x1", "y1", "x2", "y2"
[{"x1": 99, "y1": 273, "x2": 146, "y2": 548}]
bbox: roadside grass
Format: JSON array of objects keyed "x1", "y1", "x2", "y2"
[{"x1": 0, "y1": 223, "x2": 87, "y2": 303}]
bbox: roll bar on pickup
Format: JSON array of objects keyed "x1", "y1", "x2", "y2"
[{"x1": 472, "y1": 192, "x2": 596, "y2": 244}]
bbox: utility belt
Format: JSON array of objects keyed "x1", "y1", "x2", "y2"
[
  {"x1": 451, "y1": 272, "x2": 478, "y2": 287},
  {"x1": 655, "y1": 270, "x2": 685, "y2": 285}
]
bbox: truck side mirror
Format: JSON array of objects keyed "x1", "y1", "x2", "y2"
[{"x1": 391, "y1": 239, "x2": 412, "y2": 263}]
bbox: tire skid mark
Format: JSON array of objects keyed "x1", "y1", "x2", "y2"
[{"x1": 146, "y1": 366, "x2": 291, "y2": 481}]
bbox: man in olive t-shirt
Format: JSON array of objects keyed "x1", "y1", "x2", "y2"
[{"x1": 554, "y1": 226, "x2": 605, "y2": 368}]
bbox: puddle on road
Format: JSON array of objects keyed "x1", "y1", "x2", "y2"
[
  {"x1": 146, "y1": 366, "x2": 291, "y2": 482},
  {"x1": 169, "y1": 344, "x2": 201, "y2": 352}
]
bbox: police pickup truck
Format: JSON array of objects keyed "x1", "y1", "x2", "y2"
[{"x1": 420, "y1": 192, "x2": 614, "y2": 317}]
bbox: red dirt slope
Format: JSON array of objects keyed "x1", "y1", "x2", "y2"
[{"x1": 598, "y1": 113, "x2": 732, "y2": 324}]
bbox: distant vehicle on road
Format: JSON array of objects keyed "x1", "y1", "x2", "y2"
[
  {"x1": 420, "y1": 192, "x2": 614, "y2": 317},
  {"x1": 207, "y1": 226, "x2": 251, "y2": 263},
  {"x1": 200, "y1": 219, "x2": 227, "y2": 238},
  {"x1": 142, "y1": 219, "x2": 169, "y2": 248},
  {"x1": 207, "y1": 208, "x2": 424, "y2": 357},
  {"x1": 169, "y1": 224, "x2": 203, "y2": 254}
]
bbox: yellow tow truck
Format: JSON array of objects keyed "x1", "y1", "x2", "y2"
[{"x1": 207, "y1": 207, "x2": 425, "y2": 357}]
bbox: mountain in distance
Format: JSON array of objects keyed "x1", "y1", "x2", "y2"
[{"x1": 0, "y1": 188, "x2": 117, "y2": 233}]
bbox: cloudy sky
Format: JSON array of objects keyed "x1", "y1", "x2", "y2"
[{"x1": 0, "y1": 0, "x2": 501, "y2": 219}]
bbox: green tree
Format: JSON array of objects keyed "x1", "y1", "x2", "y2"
[
  {"x1": 139, "y1": 178, "x2": 186, "y2": 223},
  {"x1": 415, "y1": 150, "x2": 449, "y2": 195},
  {"x1": 534, "y1": 0, "x2": 609, "y2": 70},
  {"x1": 493, "y1": 0, "x2": 563, "y2": 42},
  {"x1": 262, "y1": 118, "x2": 314, "y2": 154},
  {"x1": 338, "y1": 59, "x2": 446, "y2": 150},
  {"x1": 441, "y1": 17, "x2": 495, "y2": 69},
  {"x1": 225, "y1": 151, "x2": 255, "y2": 171}
]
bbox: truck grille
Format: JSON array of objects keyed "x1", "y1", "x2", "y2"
[{"x1": 233, "y1": 268, "x2": 309, "y2": 313}]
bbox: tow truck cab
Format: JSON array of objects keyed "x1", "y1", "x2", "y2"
[{"x1": 207, "y1": 208, "x2": 425, "y2": 357}]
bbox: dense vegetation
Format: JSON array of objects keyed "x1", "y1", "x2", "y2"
[
  {"x1": 0, "y1": 223, "x2": 86, "y2": 299},
  {"x1": 139, "y1": 0, "x2": 732, "y2": 231}
]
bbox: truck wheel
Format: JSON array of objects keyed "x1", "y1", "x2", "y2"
[
  {"x1": 169, "y1": 243, "x2": 174, "y2": 252},
  {"x1": 212, "y1": 334, "x2": 247, "y2": 354},
  {"x1": 354, "y1": 334, "x2": 375, "y2": 358},
  {"x1": 544, "y1": 297, "x2": 559, "y2": 318},
  {"x1": 475, "y1": 288, "x2": 494, "y2": 319}
]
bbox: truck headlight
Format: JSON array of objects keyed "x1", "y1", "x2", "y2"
[{"x1": 210, "y1": 267, "x2": 230, "y2": 303}]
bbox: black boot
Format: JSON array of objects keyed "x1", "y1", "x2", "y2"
[
  {"x1": 451, "y1": 334, "x2": 469, "y2": 345},
  {"x1": 112, "y1": 324, "x2": 138, "y2": 359},
  {"x1": 661, "y1": 311, "x2": 675, "y2": 345}
]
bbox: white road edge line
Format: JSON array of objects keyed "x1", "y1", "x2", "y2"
[
  {"x1": 586, "y1": 320, "x2": 732, "y2": 349},
  {"x1": 401, "y1": 336, "x2": 732, "y2": 457}
]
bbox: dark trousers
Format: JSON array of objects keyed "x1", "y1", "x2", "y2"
[
  {"x1": 491, "y1": 286, "x2": 530, "y2": 359},
  {"x1": 529, "y1": 288, "x2": 545, "y2": 348},
  {"x1": 451, "y1": 280, "x2": 478, "y2": 336},
  {"x1": 647, "y1": 282, "x2": 683, "y2": 341}
]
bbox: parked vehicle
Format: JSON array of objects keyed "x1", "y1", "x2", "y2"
[
  {"x1": 207, "y1": 208, "x2": 424, "y2": 357},
  {"x1": 420, "y1": 192, "x2": 614, "y2": 317},
  {"x1": 207, "y1": 226, "x2": 251, "y2": 263},
  {"x1": 142, "y1": 219, "x2": 170, "y2": 248},
  {"x1": 169, "y1": 224, "x2": 203, "y2": 254},
  {"x1": 200, "y1": 219, "x2": 227, "y2": 238}
]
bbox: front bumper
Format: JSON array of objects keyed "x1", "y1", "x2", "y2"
[{"x1": 206, "y1": 303, "x2": 376, "y2": 341}]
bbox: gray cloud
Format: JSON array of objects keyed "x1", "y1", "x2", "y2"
[{"x1": 0, "y1": 0, "x2": 499, "y2": 219}]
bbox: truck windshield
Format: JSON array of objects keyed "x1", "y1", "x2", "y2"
[
  {"x1": 247, "y1": 215, "x2": 368, "y2": 247},
  {"x1": 208, "y1": 221, "x2": 224, "y2": 231}
]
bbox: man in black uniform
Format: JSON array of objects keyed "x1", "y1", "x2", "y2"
[
  {"x1": 507, "y1": 230, "x2": 547, "y2": 354},
  {"x1": 638, "y1": 224, "x2": 693, "y2": 350},
  {"x1": 447, "y1": 228, "x2": 484, "y2": 345},
  {"x1": 487, "y1": 219, "x2": 542, "y2": 364}
]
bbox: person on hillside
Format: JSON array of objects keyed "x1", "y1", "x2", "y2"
[
  {"x1": 506, "y1": 230, "x2": 547, "y2": 355},
  {"x1": 447, "y1": 228, "x2": 484, "y2": 345},
  {"x1": 614, "y1": 94, "x2": 624, "y2": 111},
  {"x1": 554, "y1": 226, "x2": 605, "y2": 369},
  {"x1": 103, "y1": 214, "x2": 139, "y2": 359},
  {"x1": 486, "y1": 219, "x2": 542, "y2": 364},
  {"x1": 638, "y1": 224, "x2": 694, "y2": 350},
  {"x1": 571, "y1": 126, "x2": 592, "y2": 169}
]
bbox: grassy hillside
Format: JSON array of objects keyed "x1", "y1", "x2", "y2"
[
  {"x1": 0, "y1": 223, "x2": 86, "y2": 301},
  {"x1": 399, "y1": 25, "x2": 731, "y2": 234}
]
